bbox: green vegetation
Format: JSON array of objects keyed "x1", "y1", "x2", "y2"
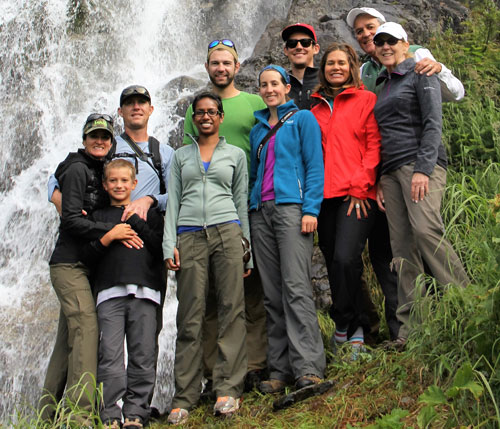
[{"x1": 9, "y1": 1, "x2": 499, "y2": 427}]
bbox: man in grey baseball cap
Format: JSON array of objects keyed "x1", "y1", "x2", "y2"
[{"x1": 347, "y1": 6, "x2": 464, "y2": 101}]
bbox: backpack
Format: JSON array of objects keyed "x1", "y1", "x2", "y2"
[{"x1": 108, "y1": 133, "x2": 165, "y2": 194}]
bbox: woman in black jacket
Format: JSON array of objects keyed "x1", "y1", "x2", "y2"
[{"x1": 40, "y1": 114, "x2": 137, "y2": 421}]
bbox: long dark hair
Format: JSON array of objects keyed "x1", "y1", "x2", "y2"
[{"x1": 316, "y1": 43, "x2": 362, "y2": 98}]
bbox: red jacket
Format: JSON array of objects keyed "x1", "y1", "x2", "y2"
[{"x1": 311, "y1": 86, "x2": 381, "y2": 200}]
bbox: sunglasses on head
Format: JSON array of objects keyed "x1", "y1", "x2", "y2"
[
  {"x1": 373, "y1": 36, "x2": 401, "y2": 47},
  {"x1": 121, "y1": 85, "x2": 150, "y2": 98},
  {"x1": 208, "y1": 39, "x2": 237, "y2": 52},
  {"x1": 285, "y1": 38, "x2": 315, "y2": 49},
  {"x1": 85, "y1": 113, "x2": 114, "y2": 124}
]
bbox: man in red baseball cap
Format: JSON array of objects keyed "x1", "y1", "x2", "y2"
[{"x1": 281, "y1": 23, "x2": 320, "y2": 110}]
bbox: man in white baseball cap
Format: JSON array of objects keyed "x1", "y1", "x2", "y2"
[{"x1": 347, "y1": 6, "x2": 464, "y2": 102}]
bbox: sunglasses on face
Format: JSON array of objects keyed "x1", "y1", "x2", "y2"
[
  {"x1": 285, "y1": 38, "x2": 315, "y2": 49},
  {"x1": 85, "y1": 113, "x2": 114, "y2": 124},
  {"x1": 373, "y1": 36, "x2": 400, "y2": 47},
  {"x1": 193, "y1": 109, "x2": 221, "y2": 118},
  {"x1": 208, "y1": 39, "x2": 237, "y2": 52}
]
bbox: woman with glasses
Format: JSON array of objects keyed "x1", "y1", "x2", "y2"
[
  {"x1": 41, "y1": 115, "x2": 138, "y2": 421},
  {"x1": 373, "y1": 23, "x2": 469, "y2": 346},
  {"x1": 310, "y1": 43, "x2": 381, "y2": 355},
  {"x1": 249, "y1": 65, "x2": 325, "y2": 393},
  {"x1": 164, "y1": 92, "x2": 251, "y2": 424}
]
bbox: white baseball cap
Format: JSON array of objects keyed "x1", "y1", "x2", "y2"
[
  {"x1": 374, "y1": 22, "x2": 408, "y2": 42},
  {"x1": 346, "y1": 7, "x2": 386, "y2": 28}
]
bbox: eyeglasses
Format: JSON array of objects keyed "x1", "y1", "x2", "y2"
[
  {"x1": 285, "y1": 38, "x2": 315, "y2": 49},
  {"x1": 85, "y1": 113, "x2": 114, "y2": 124},
  {"x1": 193, "y1": 109, "x2": 221, "y2": 118},
  {"x1": 373, "y1": 36, "x2": 400, "y2": 47},
  {"x1": 208, "y1": 39, "x2": 237, "y2": 52}
]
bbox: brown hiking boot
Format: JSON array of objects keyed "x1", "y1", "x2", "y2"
[
  {"x1": 295, "y1": 374, "x2": 322, "y2": 389},
  {"x1": 103, "y1": 420, "x2": 121, "y2": 429},
  {"x1": 122, "y1": 417, "x2": 143, "y2": 428},
  {"x1": 259, "y1": 378, "x2": 288, "y2": 394}
]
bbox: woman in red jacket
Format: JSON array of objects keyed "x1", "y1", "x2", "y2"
[{"x1": 311, "y1": 43, "x2": 381, "y2": 353}]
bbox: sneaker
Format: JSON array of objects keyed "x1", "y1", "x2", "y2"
[
  {"x1": 259, "y1": 378, "x2": 287, "y2": 394},
  {"x1": 103, "y1": 420, "x2": 121, "y2": 429},
  {"x1": 349, "y1": 341, "x2": 366, "y2": 361},
  {"x1": 295, "y1": 374, "x2": 322, "y2": 389},
  {"x1": 384, "y1": 336, "x2": 407, "y2": 351},
  {"x1": 122, "y1": 417, "x2": 143, "y2": 429},
  {"x1": 213, "y1": 396, "x2": 240, "y2": 416},
  {"x1": 167, "y1": 408, "x2": 189, "y2": 425}
]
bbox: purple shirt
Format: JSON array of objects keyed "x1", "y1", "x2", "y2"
[{"x1": 261, "y1": 133, "x2": 276, "y2": 201}]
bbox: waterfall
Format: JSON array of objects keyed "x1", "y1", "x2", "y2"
[{"x1": 0, "y1": 0, "x2": 291, "y2": 421}]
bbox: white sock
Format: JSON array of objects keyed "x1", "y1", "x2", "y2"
[{"x1": 348, "y1": 326, "x2": 364, "y2": 346}]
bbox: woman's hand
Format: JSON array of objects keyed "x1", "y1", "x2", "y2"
[
  {"x1": 376, "y1": 185, "x2": 386, "y2": 212},
  {"x1": 243, "y1": 268, "x2": 252, "y2": 278},
  {"x1": 166, "y1": 247, "x2": 180, "y2": 270},
  {"x1": 411, "y1": 172, "x2": 429, "y2": 203},
  {"x1": 345, "y1": 196, "x2": 371, "y2": 220},
  {"x1": 301, "y1": 215, "x2": 317, "y2": 234}
]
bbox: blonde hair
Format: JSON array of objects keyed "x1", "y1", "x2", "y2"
[{"x1": 103, "y1": 159, "x2": 136, "y2": 181}]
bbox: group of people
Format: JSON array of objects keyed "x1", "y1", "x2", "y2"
[{"x1": 39, "y1": 6, "x2": 470, "y2": 428}]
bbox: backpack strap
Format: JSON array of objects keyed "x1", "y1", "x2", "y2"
[
  {"x1": 148, "y1": 136, "x2": 165, "y2": 194},
  {"x1": 256, "y1": 109, "x2": 298, "y2": 162}
]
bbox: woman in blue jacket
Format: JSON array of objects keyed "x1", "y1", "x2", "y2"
[{"x1": 249, "y1": 65, "x2": 325, "y2": 393}]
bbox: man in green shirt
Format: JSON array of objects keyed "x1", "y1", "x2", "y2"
[{"x1": 183, "y1": 39, "x2": 268, "y2": 391}]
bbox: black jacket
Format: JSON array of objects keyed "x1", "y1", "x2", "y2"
[
  {"x1": 82, "y1": 206, "x2": 164, "y2": 294},
  {"x1": 50, "y1": 149, "x2": 113, "y2": 264},
  {"x1": 289, "y1": 66, "x2": 320, "y2": 110}
]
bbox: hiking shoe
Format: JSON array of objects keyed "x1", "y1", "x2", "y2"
[
  {"x1": 385, "y1": 336, "x2": 407, "y2": 351},
  {"x1": 259, "y1": 378, "x2": 287, "y2": 394},
  {"x1": 103, "y1": 420, "x2": 121, "y2": 429},
  {"x1": 244, "y1": 369, "x2": 265, "y2": 392},
  {"x1": 295, "y1": 374, "x2": 322, "y2": 389},
  {"x1": 167, "y1": 408, "x2": 189, "y2": 425},
  {"x1": 122, "y1": 417, "x2": 143, "y2": 429},
  {"x1": 213, "y1": 396, "x2": 240, "y2": 416},
  {"x1": 349, "y1": 341, "x2": 367, "y2": 361}
]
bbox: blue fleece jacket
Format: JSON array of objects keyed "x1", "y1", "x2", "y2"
[{"x1": 249, "y1": 100, "x2": 324, "y2": 217}]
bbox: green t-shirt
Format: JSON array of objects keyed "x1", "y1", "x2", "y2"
[{"x1": 183, "y1": 91, "x2": 266, "y2": 172}]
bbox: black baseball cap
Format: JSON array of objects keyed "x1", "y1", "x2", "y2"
[{"x1": 120, "y1": 85, "x2": 151, "y2": 106}]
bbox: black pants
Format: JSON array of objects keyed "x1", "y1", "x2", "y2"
[
  {"x1": 368, "y1": 209, "x2": 400, "y2": 340},
  {"x1": 318, "y1": 197, "x2": 376, "y2": 338}
]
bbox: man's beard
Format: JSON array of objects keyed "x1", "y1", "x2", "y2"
[{"x1": 209, "y1": 73, "x2": 235, "y2": 89}]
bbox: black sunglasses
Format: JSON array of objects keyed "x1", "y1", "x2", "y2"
[
  {"x1": 208, "y1": 39, "x2": 237, "y2": 52},
  {"x1": 85, "y1": 113, "x2": 114, "y2": 124},
  {"x1": 373, "y1": 36, "x2": 400, "y2": 47},
  {"x1": 285, "y1": 38, "x2": 315, "y2": 49}
]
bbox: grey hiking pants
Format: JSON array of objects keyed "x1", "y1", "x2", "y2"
[
  {"x1": 380, "y1": 164, "x2": 470, "y2": 338},
  {"x1": 97, "y1": 296, "x2": 157, "y2": 424},
  {"x1": 250, "y1": 202, "x2": 325, "y2": 382}
]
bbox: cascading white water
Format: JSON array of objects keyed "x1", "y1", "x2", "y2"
[{"x1": 0, "y1": 0, "x2": 292, "y2": 422}]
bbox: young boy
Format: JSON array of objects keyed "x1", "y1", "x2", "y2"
[{"x1": 83, "y1": 159, "x2": 164, "y2": 429}]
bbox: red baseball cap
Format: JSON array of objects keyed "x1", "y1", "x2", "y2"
[{"x1": 281, "y1": 23, "x2": 317, "y2": 42}]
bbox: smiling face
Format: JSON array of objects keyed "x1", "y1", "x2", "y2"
[
  {"x1": 82, "y1": 129, "x2": 112, "y2": 159},
  {"x1": 205, "y1": 49, "x2": 240, "y2": 89},
  {"x1": 258, "y1": 70, "x2": 291, "y2": 108},
  {"x1": 283, "y1": 31, "x2": 320, "y2": 69},
  {"x1": 375, "y1": 36, "x2": 409, "y2": 72},
  {"x1": 353, "y1": 15, "x2": 381, "y2": 57},
  {"x1": 103, "y1": 166, "x2": 137, "y2": 205},
  {"x1": 324, "y1": 50, "x2": 351, "y2": 87},
  {"x1": 118, "y1": 95, "x2": 154, "y2": 131},
  {"x1": 192, "y1": 97, "x2": 224, "y2": 136}
]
